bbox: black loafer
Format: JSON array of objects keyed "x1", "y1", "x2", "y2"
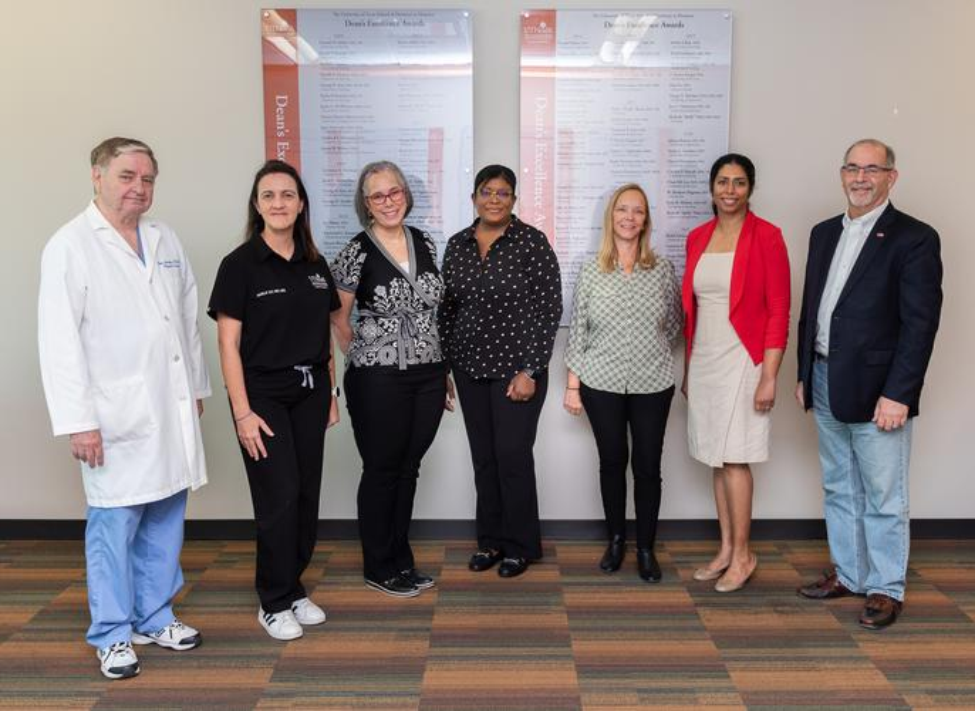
[
  {"x1": 498, "y1": 557, "x2": 529, "y2": 578},
  {"x1": 400, "y1": 568, "x2": 435, "y2": 590},
  {"x1": 637, "y1": 548, "x2": 662, "y2": 583},
  {"x1": 468, "y1": 549, "x2": 503, "y2": 572},
  {"x1": 600, "y1": 535, "x2": 626, "y2": 573}
]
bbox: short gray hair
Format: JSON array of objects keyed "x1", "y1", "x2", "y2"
[
  {"x1": 354, "y1": 161, "x2": 414, "y2": 228},
  {"x1": 90, "y1": 137, "x2": 158, "y2": 174},
  {"x1": 844, "y1": 138, "x2": 896, "y2": 168}
]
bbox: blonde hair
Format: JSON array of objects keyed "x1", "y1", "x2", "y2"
[{"x1": 596, "y1": 183, "x2": 656, "y2": 273}]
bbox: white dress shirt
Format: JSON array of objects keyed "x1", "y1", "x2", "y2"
[{"x1": 815, "y1": 200, "x2": 889, "y2": 356}]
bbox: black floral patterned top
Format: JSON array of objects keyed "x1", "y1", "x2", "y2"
[
  {"x1": 331, "y1": 226, "x2": 444, "y2": 370},
  {"x1": 438, "y1": 216, "x2": 562, "y2": 380}
]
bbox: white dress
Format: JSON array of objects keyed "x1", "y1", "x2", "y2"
[{"x1": 687, "y1": 252, "x2": 769, "y2": 467}]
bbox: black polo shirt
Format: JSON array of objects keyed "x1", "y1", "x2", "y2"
[{"x1": 208, "y1": 236, "x2": 340, "y2": 376}]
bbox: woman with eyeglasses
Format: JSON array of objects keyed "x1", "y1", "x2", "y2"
[
  {"x1": 564, "y1": 183, "x2": 682, "y2": 582},
  {"x1": 681, "y1": 153, "x2": 791, "y2": 592},
  {"x1": 331, "y1": 161, "x2": 449, "y2": 598},
  {"x1": 438, "y1": 164, "x2": 562, "y2": 579}
]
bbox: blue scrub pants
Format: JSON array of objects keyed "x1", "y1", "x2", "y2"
[{"x1": 85, "y1": 488, "x2": 188, "y2": 649}]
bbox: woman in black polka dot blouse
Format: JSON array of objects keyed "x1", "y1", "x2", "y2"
[{"x1": 438, "y1": 164, "x2": 562, "y2": 578}]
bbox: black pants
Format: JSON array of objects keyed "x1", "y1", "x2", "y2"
[
  {"x1": 454, "y1": 369, "x2": 547, "y2": 561},
  {"x1": 580, "y1": 383, "x2": 675, "y2": 548},
  {"x1": 240, "y1": 366, "x2": 329, "y2": 613},
  {"x1": 345, "y1": 363, "x2": 446, "y2": 582}
]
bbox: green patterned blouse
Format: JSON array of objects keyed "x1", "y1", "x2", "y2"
[{"x1": 565, "y1": 256, "x2": 683, "y2": 394}]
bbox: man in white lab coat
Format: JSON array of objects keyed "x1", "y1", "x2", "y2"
[{"x1": 38, "y1": 137, "x2": 210, "y2": 680}]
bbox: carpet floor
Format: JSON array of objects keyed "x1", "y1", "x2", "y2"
[{"x1": 1, "y1": 538, "x2": 973, "y2": 710}]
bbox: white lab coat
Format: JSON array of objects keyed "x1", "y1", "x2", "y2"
[{"x1": 38, "y1": 202, "x2": 211, "y2": 507}]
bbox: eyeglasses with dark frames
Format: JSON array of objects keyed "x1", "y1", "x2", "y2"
[{"x1": 365, "y1": 186, "x2": 406, "y2": 206}]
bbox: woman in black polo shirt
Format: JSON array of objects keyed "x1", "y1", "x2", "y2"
[
  {"x1": 331, "y1": 161, "x2": 448, "y2": 598},
  {"x1": 438, "y1": 164, "x2": 562, "y2": 578},
  {"x1": 208, "y1": 160, "x2": 340, "y2": 641}
]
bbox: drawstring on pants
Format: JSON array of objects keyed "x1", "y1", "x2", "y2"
[{"x1": 294, "y1": 365, "x2": 315, "y2": 389}]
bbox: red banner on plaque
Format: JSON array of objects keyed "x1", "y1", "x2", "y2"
[
  {"x1": 519, "y1": 10, "x2": 557, "y2": 246},
  {"x1": 261, "y1": 9, "x2": 301, "y2": 170}
]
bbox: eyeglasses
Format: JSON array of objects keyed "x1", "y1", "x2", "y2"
[
  {"x1": 477, "y1": 187, "x2": 514, "y2": 201},
  {"x1": 365, "y1": 186, "x2": 406, "y2": 206},
  {"x1": 841, "y1": 164, "x2": 894, "y2": 176}
]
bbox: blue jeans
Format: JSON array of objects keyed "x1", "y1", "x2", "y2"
[
  {"x1": 85, "y1": 489, "x2": 188, "y2": 649},
  {"x1": 812, "y1": 359, "x2": 912, "y2": 601}
]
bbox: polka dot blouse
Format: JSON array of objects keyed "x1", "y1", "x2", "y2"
[{"x1": 438, "y1": 216, "x2": 563, "y2": 380}]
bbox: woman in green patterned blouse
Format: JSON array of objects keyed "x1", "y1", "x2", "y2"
[{"x1": 564, "y1": 183, "x2": 683, "y2": 582}]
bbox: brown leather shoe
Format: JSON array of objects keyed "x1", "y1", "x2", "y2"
[
  {"x1": 797, "y1": 570, "x2": 856, "y2": 599},
  {"x1": 859, "y1": 594, "x2": 902, "y2": 630}
]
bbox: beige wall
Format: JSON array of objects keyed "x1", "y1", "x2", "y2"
[{"x1": 3, "y1": 0, "x2": 972, "y2": 520}]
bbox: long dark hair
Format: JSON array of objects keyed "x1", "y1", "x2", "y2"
[
  {"x1": 709, "y1": 153, "x2": 756, "y2": 216},
  {"x1": 245, "y1": 159, "x2": 320, "y2": 262}
]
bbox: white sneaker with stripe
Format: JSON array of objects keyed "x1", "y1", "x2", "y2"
[{"x1": 258, "y1": 607, "x2": 303, "y2": 640}]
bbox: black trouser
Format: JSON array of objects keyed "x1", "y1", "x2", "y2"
[
  {"x1": 345, "y1": 362, "x2": 446, "y2": 582},
  {"x1": 580, "y1": 383, "x2": 675, "y2": 548},
  {"x1": 240, "y1": 366, "x2": 329, "y2": 613},
  {"x1": 453, "y1": 369, "x2": 547, "y2": 561}
]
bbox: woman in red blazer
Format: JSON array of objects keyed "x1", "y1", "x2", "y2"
[{"x1": 681, "y1": 153, "x2": 790, "y2": 593}]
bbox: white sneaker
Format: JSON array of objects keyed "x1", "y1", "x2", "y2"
[
  {"x1": 96, "y1": 641, "x2": 140, "y2": 680},
  {"x1": 291, "y1": 597, "x2": 327, "y2": 626},
  {"x1": 132, "y1": 618, "x2": 202, "y2": 651},
  {"x1": 258, "y1": 607, "x2": 303, "y2": 640}
]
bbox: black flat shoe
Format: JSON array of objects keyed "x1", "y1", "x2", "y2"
[
  {"x1": 498, "y1": 557, "x2": 529, "y2": 578},
  {"x1": 600, "y1": 535, "x2": 626, "y2": 573},
  {"x1": 637, "y1": 548, "x2": 662, "y2": 583},
  {"x1": 468, "y1": 549, "x2": 503, "y2": 572}
]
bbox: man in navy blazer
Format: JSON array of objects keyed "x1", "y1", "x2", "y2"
[{"x1": 794, "y1": 139, "x2": 942, "y2": 629}]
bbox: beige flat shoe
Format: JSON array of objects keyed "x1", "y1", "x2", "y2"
[
  {"x1": 692, "y1": 565, "x2": 728, "y2": 582},
  {"x1": 714, "y1": 556, "x2": 757, "y2": 593}
]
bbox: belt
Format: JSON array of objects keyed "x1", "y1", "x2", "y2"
[{"x1": 814, "y1": 352, "x2": 828, "y2": 362}]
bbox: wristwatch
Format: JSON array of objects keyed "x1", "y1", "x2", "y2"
[
  {"x1": 331, "y1": 386, "x2": 341, "y2": 397},
  {"x1": 521, "y1": 368, "x2": 536, "y2": 380}
]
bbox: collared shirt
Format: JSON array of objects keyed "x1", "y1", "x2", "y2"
[
  {"x1": 565, "y1": 257, "x2": 682, "y2": 394},
  {"x1": 208, "y1": 235, "x2": 340, "y2": 376},
  {"x1": 331, "y1": 226, "x2": 444, "y2": 370},
  {"x1": 815, "y1": 200, "x2": 889, "y2": 355},
  {"x1": 439, "y1": 216, "x2": 562, "y2": 380}
]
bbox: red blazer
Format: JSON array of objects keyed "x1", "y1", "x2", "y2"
[{"x1": 682, "y1": 211, "x2": 791, "y2": 365}]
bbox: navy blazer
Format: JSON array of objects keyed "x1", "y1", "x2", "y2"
[{"x1": 796, "y1": 203, "x2": 942, "y2": 423}]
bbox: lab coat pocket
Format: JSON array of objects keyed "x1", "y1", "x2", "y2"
[{"x1": 92, "y1": 378, "x2": 156, "y2": 444}]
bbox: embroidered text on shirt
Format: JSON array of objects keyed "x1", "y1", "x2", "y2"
[{"x1": 308, "y1": 274, "x2": 330, "y2": 290}]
